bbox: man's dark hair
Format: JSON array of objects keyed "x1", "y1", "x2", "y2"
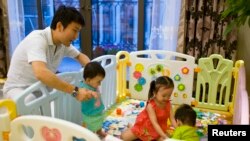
[
  {"x1": 83, "y1": 61, "x2": 105, "y2": 80},
  {"x1": 51, "y1": 5, "x2": 85, "y2": 29}
]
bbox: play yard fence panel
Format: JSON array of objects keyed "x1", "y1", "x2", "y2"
[{"x1": 12, "y1": 55, "x2": 117, "y2": 125}]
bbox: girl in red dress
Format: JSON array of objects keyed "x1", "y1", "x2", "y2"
[{"x1": 121, "y1": 76, "x2": 177, "y2": 141}]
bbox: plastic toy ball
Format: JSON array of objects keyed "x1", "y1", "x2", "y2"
[
  {"x1": 116, "y1": 108, "x2": 122, "y2": 115},
  {"x1": 139, "y1": 101, "x2": 145, "y2": 107}
]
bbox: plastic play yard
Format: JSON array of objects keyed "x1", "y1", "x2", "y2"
[{"x1": 0, "y1": 50, "x2": 249, "y2": 141}]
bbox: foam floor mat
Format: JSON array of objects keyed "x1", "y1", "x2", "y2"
[{"x1": 102, "y1": 99, "x2": 231, "y2": 139}]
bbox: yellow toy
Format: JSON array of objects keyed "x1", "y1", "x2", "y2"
[{"x1": 0, "y1": 99, "x2": 16, "y2": 141}]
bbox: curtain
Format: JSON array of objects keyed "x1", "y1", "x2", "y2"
[
  {"x1": 0, "y1": 0, "x2": 25, "y2": 77},
  {"x1": 180, "y1": 0, "x2": 237, "y2": 62},
  {"x1": 7, "y1": 0, "x2": 25, "y2": 58},
  {"x1": 149, "y1": 0, "x2": 182, "y2": 51},
  {"x1": 0, "y1": 0, "x2": 9, "y2": 78}
]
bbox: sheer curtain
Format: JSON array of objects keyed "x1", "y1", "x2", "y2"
[
  {"x1": 149, "y1": 0, "x2": 181, "y2": 51},
  {"x1": 7, "y1": 0, "x2": 25, "y2": 57}
]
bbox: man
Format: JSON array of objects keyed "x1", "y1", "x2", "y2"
[{"x1": 3, "y1": 5, "x2": 96, "y2": 101}]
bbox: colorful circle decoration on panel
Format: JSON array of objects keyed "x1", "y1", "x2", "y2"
[
  {"x1": 148, "y1": 64, "x2": 170, "y2": 77},
  {"x1": 174, "y1": 74, "x2": 181, "y2": 81},
  {"x1": 133, "y1": 63, "x2": 146, "y2": 92},
  {"x1": 162, "y1": 69, "x2": 170, "y2": 76},
  {"x1": 156, "y1": 64, "x2": 164, "y2": 72},
  {"x1": 135, "y1": 63, "x2": 144, "y2": 72},
  {"x1": 183, "y1": 93, "x2": 187, "y2": 99},
  {"x1": 149, "y1": 68, "x2": 156, "y2": 76},
  {"x1": 134, "y1": 83, "x2": 143, "y2": 92},
  {"x1": 178, "y1": 83, "x2": 185, "y2": 91},
  {"x1": 138, "y1": 77, "x2": 146, "y2": 85},
  {"x1": 181, "y1": 67, "x2": 189, "y2": 74},
  {"x1": 133, "y1": 71, "x2": 142, "y2": 79},
  {"x1": 174, "y1": 92, "x2": 178, "y2": 97}
]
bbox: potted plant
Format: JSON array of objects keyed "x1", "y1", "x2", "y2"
[{"x1": 221, "y1": 0, "x2": 250, "y2": 35}]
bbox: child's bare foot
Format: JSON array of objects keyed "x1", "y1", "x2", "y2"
[{"x1": 97, "y1": 129, "x2": 107, "y2": 138}]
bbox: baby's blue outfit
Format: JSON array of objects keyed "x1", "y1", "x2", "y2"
[{"x1": 80, "y1": 81, "x2": 105, "y2": 132}]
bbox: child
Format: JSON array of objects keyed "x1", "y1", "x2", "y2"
[
  {"x1": 121, "y1": 76, "x2": 177, "y2": 141},
  {"x1": 171, "y1": 104, "x2": 199, "y2": 141},
  {"x1": 80, "y1": 61, "x2": 106, "y2": 138}
]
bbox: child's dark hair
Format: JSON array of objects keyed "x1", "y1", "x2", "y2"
[
  {"x1": 148, "y1": 76, "x2": 174, "y2": 100},
  {"x1": 51, "y1": 5, "x2": 85, "y2": 29},
  {"x1": 83, "y1": 61, "x2": 105, "y2": 80},
  {"x1": 174, "y1": 104, "x2": 197, "y2": 126}
]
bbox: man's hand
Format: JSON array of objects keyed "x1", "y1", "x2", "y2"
[{"x1": 76, "y1": 88, "x2": 98, "y2": 101}]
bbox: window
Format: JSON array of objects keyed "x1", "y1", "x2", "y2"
[
  {"x1": 9, "y1": 0, "x2": 181, "y2": 72},
  {"x1": 90, "y1": 0, "x2": 153, "y2": 58}
]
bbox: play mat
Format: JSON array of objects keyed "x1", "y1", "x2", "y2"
[{"x1": 102, "y1": 98, "x2": 232, "y2": 139}]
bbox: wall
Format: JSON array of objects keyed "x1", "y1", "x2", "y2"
[{"x1": 237, "y1": 23, "x2": 250, "y2": 95}]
